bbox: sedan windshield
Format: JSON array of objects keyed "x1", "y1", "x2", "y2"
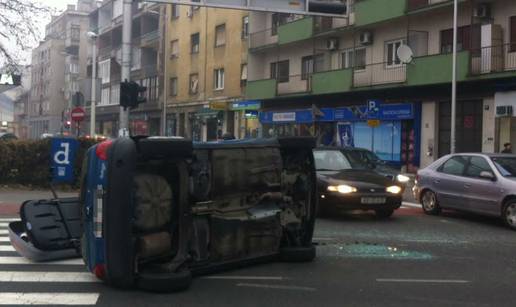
[
  {"x1": 491, "y1": 157, "x2": 516, "y2": 177},
  {"x1": 314, "y1": 150, "x2": 352, "y2": 171}
]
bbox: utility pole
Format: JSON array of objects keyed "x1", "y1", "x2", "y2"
[
  {"x1": 451, "y1": 0, "x2": 458, "y2": 153},
  {"x1": 119, "y1": 0, "x2": 133, "y2": 137},
  {"x1": 161, "y1": 5, "x2": 168, "y2": 136}
]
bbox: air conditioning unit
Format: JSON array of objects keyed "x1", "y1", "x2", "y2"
[
  {"x1": 474, "y1": 3, "x2": 491, "y2": 18},
  {"x1": 327, "y1": 38, "x2": 339, "y2": 50},
  {"x1": 496, "y1": 105, "x2": 514, "y2": 117},
  {"x1": 359, "y1": 31, "x2": 373, "y2": 45}
]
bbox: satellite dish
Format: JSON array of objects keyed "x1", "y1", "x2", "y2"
[{"x1": 397, "y1": 45, "x2": 414, "y2": 64}]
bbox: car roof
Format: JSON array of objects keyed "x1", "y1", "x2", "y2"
[
  {"x1": 314, "y1": 146, "x2": 369, "y2": 152},
  {"x1": 447, "y1": 152, "x2": 516, "y2": 158}
]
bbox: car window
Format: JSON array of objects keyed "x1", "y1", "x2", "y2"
[
  {"x1": 314, "y1": 150, "x2": 352, "y2": 171},
  {"x1": 491, "y1": 157, "x2": 516, "y2": 177},
  {"x1": 344, "y1": 151, "x2": 369, "y2": 169},
  {"x1": 439, "y1": 156, "x2": 468, "y2": 176},
  {"x1": 464, "y1": 156, "x2": 492, "y2": 178}
]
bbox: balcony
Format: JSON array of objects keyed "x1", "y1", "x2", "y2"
[
  {"x1": 354, "y1": 0, "x2": 406, "y2": 27},
  {"x1": 311, "y1": 69, "x2": 353, "y2": 95},
  {"x1": 249, "y1": 28, "x2": 278, "y2": 51},
  {"x1": 353, "y1": 63, "x2": 407, "y2": 87},
  {"x1": 277, "y1": 75, "x2": 311, "y2": 96},
  {"x1": 407, "y1": 51, "x2": 469, "y2": 86},
  {"x1": 470, "y1": 44, "x2": 516, "y2": 78},
  {"x1": 140, "y1": 30, "x2": 160, "y2": 48},
  {"x1": 246, "y1": 79, "x2": 277, "y2": 100},
  {"x1": 278, "y1": 17, "x2": 313, "y2": 45}
]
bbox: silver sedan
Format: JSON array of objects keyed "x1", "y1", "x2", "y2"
[{"x1": 413, "y1": 153, "x2": 516, "y2": 230}]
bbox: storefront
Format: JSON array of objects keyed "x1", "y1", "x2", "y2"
[
  {"x1": 230, "y1": 100, "x2": 261, "y2": 139},
  {"x1": 260, "y1": 102, "x2": 422, "y2": 170}
]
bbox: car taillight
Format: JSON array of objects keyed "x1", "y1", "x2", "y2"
[
  {"x1": 93, "y1": 264, "x2": 105, "y2": 279},
  {"x1": 95, "y1": 140, "x2": 113, "y2": 161}
]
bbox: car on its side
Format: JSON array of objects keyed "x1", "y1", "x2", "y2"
[
  {"x1": 413, "y1": 153, "x2": 516, "y2": 230},
  {"x1": 0, "y1": 132, "x2": 17, "y2": 141},
  {"x1": 314, "y1": 147, "x2": 403, "y2": 218}
]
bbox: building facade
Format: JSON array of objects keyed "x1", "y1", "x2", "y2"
[
  {"x1": 162, "y1": 4, "x2": 251, "y2": 141},
  {"x1": 87, "y1": 0, "x2": 162, "y2": 137},
  {"x1": 28, "y1": 1, "x2": 95, "y2": 139},
  {"x1": 247, "y1": 0, "x2": 516, "y2": 171}
]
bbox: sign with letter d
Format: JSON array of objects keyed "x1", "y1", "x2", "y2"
[{"x1": 51, "y1": 137, "x2": 78, "y2": 183}]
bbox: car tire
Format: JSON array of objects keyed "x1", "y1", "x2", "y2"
[
  {"x1": 279, "y1": 245, "x2": 316, "y2": 263},
  {"x1": 375, "y1": 209, "x2": 394, "y2": 219},
  {"x1": 137, "y1": 269, "x2": 192, "y2": 293},
  {"x1": 502, "y1": 201, "x2": 516, "y2": 231},
  {"x1": 421, "y1": 190, "x2": 441, "y2": 215}
]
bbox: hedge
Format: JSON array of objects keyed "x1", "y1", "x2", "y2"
[{"x1": 0, "y1": 138, "x2": 98, "y2": 188}]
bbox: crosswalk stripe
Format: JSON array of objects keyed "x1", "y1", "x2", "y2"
[
  {"x1": 0, "y1": 293, "x2": 99, "y2": 305},
  {"x1": 0, "y1": 223, "x2": 9, "y2": 228},
  {"x1": 0, "y1": 218, "x2": 19, "y2": 222},
  {"x1": 0, "y1": 256, "x2": 84, "y2": 265},
  {"x1": 0, "y1": 230, "x2": 8, "y2": 235},
  {"x1": 0, "y1": 271, "x2": 98, "y2": 283},
  {"x1": 0, "y1": 237, "x2": 10, "y2": 242},
  {"x1": 0, "y1": 246, "x2": 15, "y2": 252}
]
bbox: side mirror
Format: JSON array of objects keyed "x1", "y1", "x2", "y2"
[{"x1": 479, "y1": 171, "x2": 496, "y2": 181}]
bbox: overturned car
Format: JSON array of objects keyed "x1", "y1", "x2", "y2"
[{"x1": 9, "y1": 136, "x2": 317, "y2": 292}]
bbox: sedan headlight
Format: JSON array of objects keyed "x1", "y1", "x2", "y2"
[
  {"x1": 327, "y1": 185, "x2": 358, "y2": 194},
  {"x1": 396, "y1": 174, "x2": 410, "y2": 183},
  {"x1": 386, "y1": 185, "x2": 402, "y2": 194}
]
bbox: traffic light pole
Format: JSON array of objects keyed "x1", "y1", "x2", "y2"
[{"x1": 119, "y1": 0, "x2": 133, "y2": 137}]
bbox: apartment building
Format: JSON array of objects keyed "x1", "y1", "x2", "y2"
[
  {"x1": 163, "y1": 4, "x2": 251, "y2": 141},
  {"x1": 88, "y1": 0, "x2": 162, "y2": 137},
  {"x1": 247, "y1": 0, "x2": 516, "y2": 171},
  {"x1": 28, "y1": 0, "x2": 95, "y2": 139}
]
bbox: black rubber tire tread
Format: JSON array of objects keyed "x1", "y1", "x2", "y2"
[
  {"x1": 502, "y1": 201, "x2": 516, "y2": 231},
  {"x1": 137, "y1": 269, "x2": 192, "y2": 293},
  {"x1": 421, "y1": 190, "x2": 441, "y2": 216},
  {"x1": 279, "y1": 245, "x2": 316, "y2": 263}
]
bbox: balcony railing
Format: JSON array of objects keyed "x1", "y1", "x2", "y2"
[
  {"x1": 470, "y1": 44, "x2": 516, "y2": 75},
  {"x1": 140, "y1": 30, "x2": 160, "y2": 46},
  {"x1": 353, "y1": 62, "x2": 407, "y2": 87},
  {"x1": 277, "y1": 75, "x2": 311, "y2": 95},
  {"x1": 408, "y1": 0, "x2": 450, "y2": 11},
  {"x1": 249, "y1": 28, "x2": 278, "y2": 50}
]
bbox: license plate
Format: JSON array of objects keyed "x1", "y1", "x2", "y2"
[{"x1": 361, "y1": 197, "x2": 386, "y2": 204}]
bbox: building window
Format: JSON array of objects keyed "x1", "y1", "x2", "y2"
[
  {"x1": 131, "y1": 47, "x2": 141, "y2": 70},
  {"x1": 189, "y1": 73, "x2": 199, "y2": 94},
  {"x1": 171, "y1": 4, "x2": 180, "y2": 19},
  {"x1": 271, "y1": 13, "x2": 294, "y2": 35},
  {"x1": 511, "y1": 16, "x2": 516, "y2": 52},
  {"x1": 301, "y1": 56, "x2": 314, "y2": 80},
  {"x1": 240, "y1": 63, "x2": 248, "y2": 87},
  {"x1": 440, "y1": 25, "x2": 480, "y2": 54},
  {"x1": 100, "y1": 87, "x2": 110, "y2": 105},
  {"x1": 69, "y1": 63, "x2": 79, "y2": 74},
  {"x1": 170, "y1": 77, "x2": 178, "y2": 96},
  {"x1": 191, "y1": 33, "x2": 200, "y2": 53},
  {"x1": 385, "y1": 39, "x2": 406, "y2": 67},
  {"x1": 111, "y1": 85, "x2": 120, "y2": 105},
  {"x1": 342, "y1": 48, "x2": 366, "y2": 70},
  {"x1": 215, "y1": 24, "x2": 226, "y2": 47},
  {"x1": 70, "y1": 25, "x2": 80, "y2": 41},
  {"x1": 242, "y1": 16, "x2": 249, "y2": 39},
  {"x1": 99, "y1": 59, "x2": 111, "y2": 84},
  {"x1": 214, "y1": 68, "x2": 224, "y2": 90},
  {"x1": 170, "y1": 40, "x2": 179, "y2": 58},
  {"x1": 270, "y1": 60, "x2": 289, "y2": 83}
]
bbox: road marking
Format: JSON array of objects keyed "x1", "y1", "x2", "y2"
[
  {"x1": 0, "y1": 271, "x2": 98, "y2": 283},
  {"x1": 0, "y1": 230, "x2": 8, "y2": 235},
  {"x1": 0, "y1": 245, "x2": 15, "y2": 251},
  {"x1": 0, "y1": 237, "x2": 10, "y2": 242},
  {"x1": 402, "y1": 202, "x2": 422, "y2": 208},
  {"x1": 0, "y1": 293, "x2": 99, "y2": 305},
  {"x1": 0, "y1": 223, "x2": 9, "y2": 228},
  {"x1": 376, "y1": 278, "x2": 470, "y2": 284},
  {"x1": 312, "y1": 237, "x2": 335, "y2": 241},
  {"x1": 0, "y1": 256, "x2": 84, "y2": 265},
  {"x1": 0, "y1": 218, "x2": 19, "y2": 222},
  {"x1": 236, "y1": 283, "x2": 316, "y2": 292},
  {"x1": 204, "y1": 275, "x2": 285, "y2": 281}
]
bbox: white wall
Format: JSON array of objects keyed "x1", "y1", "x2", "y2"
[
  {"x1": 420, "y1": 101, "x2": 438, "y2": 168},
  {"x1": 482, "y1": 97, "x2": 495, "y2": 153}
]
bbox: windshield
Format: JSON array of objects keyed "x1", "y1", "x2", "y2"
[
  {"x1": 491, "y1": 157, "x2": 516, "y2": 177},
  {"x1": 314, "y1": 150, "x2": 353, "y2": 171}
]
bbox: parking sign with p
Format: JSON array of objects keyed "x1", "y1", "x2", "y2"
[{"x1": 51, "y1": 137, "x2": 78, "y2": 183}]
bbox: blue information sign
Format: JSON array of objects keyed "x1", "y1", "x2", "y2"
[{"x1": 50, "y1": 137, "x2": 78, "y2": 183}]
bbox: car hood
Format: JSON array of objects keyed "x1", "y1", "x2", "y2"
[{"x1": 317, "y1": 169, "x2": 395, "y2": 188}]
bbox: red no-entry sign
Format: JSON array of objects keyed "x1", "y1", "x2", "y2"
[{"x1": 71, "y1": 107, "x2": 85, "y2": 122}]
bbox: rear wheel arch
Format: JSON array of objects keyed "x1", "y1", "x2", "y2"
[{"x1": 502, "y1": 195, "x2": 516, "y2": 214}]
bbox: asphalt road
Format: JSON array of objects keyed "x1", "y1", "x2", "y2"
[{"x1": 0, "y1": 203, "x2": 515, "y2": 306}]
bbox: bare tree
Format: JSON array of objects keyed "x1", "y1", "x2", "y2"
[{"x1": 0, "y1": 0, "x2": 53, "y2": 68}]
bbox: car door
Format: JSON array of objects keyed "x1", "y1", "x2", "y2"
[
  {"x1": 462, "y1": 156, "x2": 501, "y2": 215},
  {"x1": 433, "y1": 155, "x2": 469, "y2": 209}
]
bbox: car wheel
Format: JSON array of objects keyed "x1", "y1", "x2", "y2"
[
  {"x1": 375, "y1": 209, "x2": 394, "y2": 219},
  {"x1": 279, "y1": 245, "x2": 316, "y2": 262},
  {"x1": 502, "y1": 201, "x2": 516, "y2": 230},
  {"x1": 421, "y1": 190, "x2": 441, "y2": 215}
]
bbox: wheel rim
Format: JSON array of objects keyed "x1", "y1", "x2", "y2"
[
  {"x1": 422, "y1": 192, "x2": 436, "y2": 211},
  {"x1": 505, "y1": 203, "x2": 516, "y2": 227}
]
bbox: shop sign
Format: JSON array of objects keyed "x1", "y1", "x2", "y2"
[
  {"x1": 367, "y1": 119, "x2": 381, "y2": 128},
  {"x1": 209, "y1": 101, "x2": 227, "y2": 110},
  {"x1": 464, "y1": 116, "x2": 474, "y2": 129},
  {"x1": 272, "y1": 112, "x2": 296, "y2": 122},
  {"x1": 231, "y1": 100, "x2": 261, "y2": 111}
]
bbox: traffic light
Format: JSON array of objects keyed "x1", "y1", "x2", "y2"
[
  {"x1": 64, "y1": 120, "x2": 72, "y2": 130},
  {"x1": 309, "y1": 0, "x2": 347, "y2": 14},
  {"x1": 120, "y1": 80, "x2": 147, "y2": 110}
]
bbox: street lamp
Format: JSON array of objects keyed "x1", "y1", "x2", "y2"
[
  {"x1": 451, "y1": 0, "x2": 458, "y2": 153},
  {"x1": 86, "y1": 31, "x2": 98, "y2": 138}
]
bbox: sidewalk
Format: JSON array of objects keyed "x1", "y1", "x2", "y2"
[{"x1": 0, "y1": 186, "x2": 78, "y2": 216}]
